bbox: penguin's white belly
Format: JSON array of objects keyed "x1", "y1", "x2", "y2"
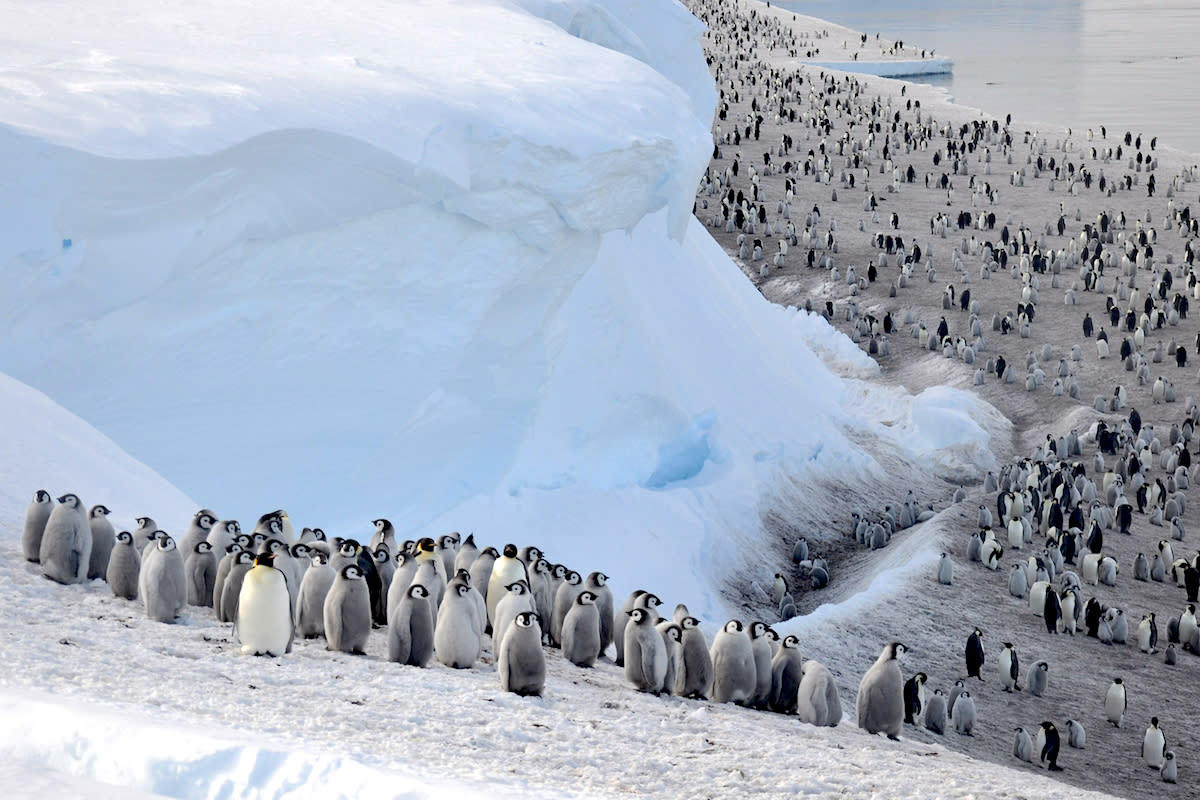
[{"x1": 239, "y1": 571, "x2": 291, "y2": 656}]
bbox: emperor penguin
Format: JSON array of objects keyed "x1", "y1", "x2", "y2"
[
  {"x1": 656, "y1": 621, "x2": 683, "y2": 696},
  {"x1": 487, "y1": 544, "x2": 527, "y2": 629},
  {"x1": 748, "y1": 621, "x2": 775, "y2": 707},
  {"x1": 493, "y1": 580, "x2": 536, "y2": 655},
  {"x1": 965, "y1": 628, "x2": 985, "y2": 680},
  {"x1": 106, "y1": 531, "x2": 140, "y2": 601},
  {"x1": 1105, "y1": 678, "x2": 1127, "y2": 727},
  {"x1": 1065, "y1": 718, "x2": 1086, "y2": 748},
  {"x1": 435, "y1": 576, "x2": 483, "y2": 669},
  {"x1": 952, "y1": 690, "x2": 977, "y2": 736},
  {"x1": 1013, "y1": 727, "x2": 1035, "y2": 762},
  {"x1": 1178, "y1": 604, "x2": 1197, "y2": 647},
  {"x1": 937, "y1": 553, "x2": 954, "y2": 585},
  {"x1": 1028, "y1": 660, "x2": 1049, "y2": 697},
  {"x1": 453, "y1": 533, "x2": 478, "y2": 574},
  {"x1": 768, "y1": 635, "x2": 804, "y2": 713},
  {"x1": 561, "y1": 590, "x2": 602, "y2": 667},
  {"x1": 550, "y1": 570, "x2": 584, "y2": 646},
  {"x1": 86, "y1": 505, "x2": 115, "y2": 580},
  {"x1": 948, "y1": 679, "x2": 966, "y2": 717},
  {"x1": 1161, "y1": 751, "x2": 1177, "y2": 783},
  {"x1": 856, "y1": 641, "x2": 906, "y2": 740},
  {"x1": 924, "y1": 689, "x2": 948, "y2": 735},
  {"x1": 584, "y1": 572, "x2": 615, "y2": 657},
  {"x1": 1009, "y1": 563, "x2": 1028, "y2": 598},
  {"x1": 368, "y1": 518, "x2": 396, "y2": 554},
  {"x1": 903, "y1": 672, "x2": 928, "y2": 724},
  {"x1": 206, "y1": 519, "x2": 240, "y2": 556},
  {"x1": 21, "y1": 489, "x2": 54, "y2": 563},
  {"x1": 530, "y1": 558, "x2": 555, "y2": 635},
  {"x1": 219, "y1": 550, "x2": 255, "y2": 625},
  {"x1": 39, "y1": 493, "x2": 91, "y2": 585},
  {"x1": 710, "y1": 620, "x2": 756, "y2": 704},
  {"x1": 999, "y1": 642, "x2": 1020, "y2": 691},
  {"x1": 132, "y1": 516, "x2": 158, "y2": 555},
  {"x1": 185, "y1": 540, "x2": 217, "y2": 607},
  {"x1": 467, "y1": 546, "x2": 499, "y2": 607},
  {"x1": 388, "y1": 584, "x2": 435, "y2": 667},
  {"x1": 324, "y1": 563, "x2": 372, "y2": 654},
  {"x1": 236, "y1": 552, "x2": 294, "y2": 656},
  {"x1": 213, "y1": 543, "x2": 244, "y2": 617},
  {"x1": 297, "y1": 553, "x2": 335, "y2": 638},
  {"x1": 498, "y1": 611, "x2": 546, "y2": 696},
  {"x1": 1144, "y1": 717, "x2": 1167, "y2": 769},
  {"x1": 1036, "y1": 721, "x2": 1063, "y2": 770},
  {"x1": 139, "y1": 534, "x2": 187, "y2": 623},
  {"x1": 796, "y1": 659, "x2": 842, "y2": 728},
  {"x1": 387, "y1": 552, "x2": 420, "y2": 617},
  {"x1": 625, "y1": 607, "x2": 668, "y2": 694},
  {"x1": 180, "y1": 509, "x2": 217, "y2": 559},
  {"x1": 675, "y1": 616, "x2": 712, "y2": 699},
  {"x1": 372, "y1": 545, "x2": 395, "y2": 603},
  {"x1": 412, "y1": 537, "x2": 446, "y2": 608}
]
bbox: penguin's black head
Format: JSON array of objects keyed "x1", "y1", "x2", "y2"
[
  {"x1": 683, "y1": 616, "x2": 700, "y2": 630},
  {"x1": 1151, "y1": 716, "x2": 1159, "y2": 726},
  {"x1": 35, "y1": 489, "x2": 50, "y2": 502},
  {"x1": 341, "y1": 538, "x2": 360, "y2": 555},
  {"x1": 566, "y1": 570, "x2": 581, "y2": 585},
  {"x1": 236, "y1": 550, "x2": 253, "y2": 564},
  {"x1": 664, "y1": 624, "x2": 682, "y2": 642},
  {"x1": 196, "y1": 510, "x2": 216, "y2": 528},
  {"x1": 552, "y1": 564, "x2": 566, "y2": 579},
  {"x1": 506, "y1": 580, "x2": 529, "y2": 594},
  {"x1": 440, "y1": 533, "x2": 458, "y2": 547},
  {"x1": 749, "y1": 621, "x2": 766, "y2": 638},
  {"x1": 592, "y1": 572, "x2": 607, "y2": 586},
  {"x1": 91, "y1": 505, "x2": 110, "y2": 517},
  {"x1": 255, "y1": 552, "x2": 275, "y2": 567},
  {"x1": 267, "y1": 538, "x2": 286, "y2": 554},
  {"x1": 724, "y1": 619, "x2": 743, "y2": 633},
  {"x1": 155, "y1": 533, "x2": 174, "y2": 550},
  {"x1": 503, "y1": 544, "x2": 518, "y2": 558},
  {"x1": 235, "y1": 534, "x2": 252, "y2": 548},
  {"x1": 417, "y1": 537, "x2": 436, "y2": 553},
  {"x1": 628, "y1": 608, "x2": 647, "y2": 623},
  {"x1": 534, "y1": 558, "x2": 550, "y2": 574},
  {"x1": 116, "y1": 531, "x2": 133, "y2": 544},
  {"x1": 783, "y1": 635, "x2": 800, "y2": 649},
  {"x1": 342, "y1": 564, "x2": 363, "y2": 580},
  {"x1": 515, "y1": 611, "x2": 538, "y2": 628},
  {"x1": 58, "y1": 493, "x2": 79, "y2": 506},
  {"x1": 291, "y1": 543, "x2": 309, "y2": 558},
  {"x1": 455, "y1": 568, "x2": 471, "y2": 580},
  {"x1": 408, "y1": 584, "x2": 429, "y2": 599},
  {"x1": 578, "y1": 591, "x2": 597, "y2": 605},
  {"x1": 642, "y1": 593, "x2": 661, "y2": 609},
  {"x1": 312, "y1": 553, "x2": 328, "y2": 566},
  {"x1": 481, "y1": 546, "x2": 499, "y2": 558},
  {"x1": 310, "y1": 527, "x2": 325, "y2": 541},
  {"x1": 195, "y1": 541, "x2": 212, "y2": 554},
  {"x1": 374, "y1": 544, "x2": 391, "y2": 562}
]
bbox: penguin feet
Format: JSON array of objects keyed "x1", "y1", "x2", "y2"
[{"x1": 887, "y1": 734, "x2": 900, "y2": 741}]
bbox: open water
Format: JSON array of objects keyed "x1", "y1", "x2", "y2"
[{"x1": 778, "y1": 0, "x2": 1200, "y2": 156}]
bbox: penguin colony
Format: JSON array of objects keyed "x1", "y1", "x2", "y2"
[
  {"x1": 684, "y1": 0, "x2": 1200, "y2": 790},
  {"x1": 23, "y1": 498, "x2": 856, "y2": 724}
]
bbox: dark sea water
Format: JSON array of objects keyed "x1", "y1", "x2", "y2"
[{"x1": 777, "y1": 0, "x2": 1200, "y2": 156}]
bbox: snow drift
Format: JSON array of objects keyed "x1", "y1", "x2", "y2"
[{"x1": 0, "y1": 0, "x2": 1004, "y2": 618}]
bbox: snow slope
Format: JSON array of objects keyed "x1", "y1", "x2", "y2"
[{"x1": 0, "y1": 0, "x2": 1006, "y2": 621}]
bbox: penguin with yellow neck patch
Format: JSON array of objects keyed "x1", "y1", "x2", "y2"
[{"x1": 236, "y1": 552, "x2": 294, "y2": 656}]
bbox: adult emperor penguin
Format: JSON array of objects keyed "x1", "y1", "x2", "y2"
[
  {"x1": 999, "y1": 642, "x2": 1020, "y2": 692},
  {"x1": 924, "y1": 689, "x2": 948, "y2": 735},
  {"x1": 796, "y1": 659, "x2": 842, "y2": 728},
  {"x1": 1137, "y1": 613, "x2": 1159, "y2": 653},
  {"x1": 388, "y1": 584, "x2": 435, "y2": 667},
  {"x1": 1065, "y1": 719, "x2": 1086, "y2": 748},
  {"x1": 768, "y1": 635, "x2": 804, "y2": 713},
  {"x1": 903, "y1": 672, "x2": 927, "y2": 724},
  {"x1": 140, "y1": 534, "x2": 187, "y2": 623},
  {"x1": 1144, "y1": 717, "x2": 1167, "y2": 769},
  {"x1": 106, "y1": 531, "x2": 140, "y2": 601},
  {"x1": 857, "y1": 641, "x2": 906, "y2": 740},
  {"x1": 584, "y1": 571, "x2": 615, "y2": 657},
  {"x1": 21, "y1": 489, "x2": 54, "y2": 563},
  {"x1": 1028, "y1": 660, "x2": 1049, "y2": 697},
  {"x1": 86, "y1": 505, "x2": 115, "y2": 581},
  {"x1": 561, "y1": 591, "x2": 602, "y2": 667},
  {"x1": 487, "y1": 544, "x2": 527, "y2": 629},
  {"x1": 435, "y1": 574, "x2": 483, "y2": 669},
  {"x1": 550, "y1": 570, "x2": 584, "y2": 646},
  {"x1": 748, "y1": 621, "x2": 775, "y2": 708},
  {"x1": 676, "y1": 616, "x2": 712, "y2": 699},
  {"x1": 297, "y1": 553, "x2": 335, "y2": 638},
  {"x1": 1036, "y1": 721, "x2": 1063, "y2": 770},
  {"x1": 952, "y1": 690, "x2": 976, "y2": 736},
  {"x1": 39, "y1": 493, "x2": 91, "y2": 585},
  {"x1": 625, "y1": 607, "x2": 668, "y2": 694},
  {"x1": 236, "y1": 552, "x2": 294, "y2": 656},
  {"x1": 710, "y1": 620, "x2": 756, "y2": 704},
  {"x1": 965, "y1": 628, "x2": 985, "y2": 680},
  {"x1": 498, "y1": 611, "x2": 545, "y2": 696},
  {"x1": 325, "y1": 563, "x2": 372, "y2": 654},
  {"x1": 186, "y1": 540, "x2": 217, "y2": 607},
  {"x1": 1105, "y1": 678, "x2": 1127, "y2": 727},
  {"x1": 180, "y1": 509, "x2": 217, "y2": 559}
]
